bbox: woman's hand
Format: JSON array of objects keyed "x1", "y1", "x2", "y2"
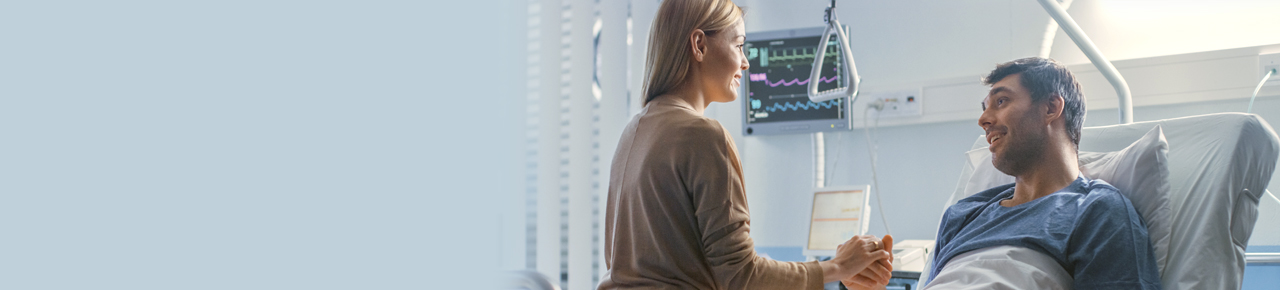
[
  {"x1": 842, "y1": 235, "x2": 894, "y2": 289},
  {"x1": 820, "y1": 234, "x2": 893, "y2": 284}
]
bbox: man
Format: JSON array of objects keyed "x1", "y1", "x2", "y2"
[{"x1": 924, "y1": 57, "x2": 1161, "y2": 289}]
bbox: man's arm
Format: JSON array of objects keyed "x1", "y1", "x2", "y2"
[{"x1": 1067, "y1": 190, "x2": 1162, "y2": 290}]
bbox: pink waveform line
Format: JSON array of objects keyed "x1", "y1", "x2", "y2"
[{"x1": 761, "y1": 75, "x2": 839, "y2": 87}]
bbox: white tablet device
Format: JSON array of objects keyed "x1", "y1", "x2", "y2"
[{"x1": 803, "y1": 185, "x2": 872, "y2": 258}]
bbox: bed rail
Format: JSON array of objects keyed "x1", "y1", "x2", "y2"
[{"x1": 1247, "y1": 253, "x2": 1280, "y2": 265}]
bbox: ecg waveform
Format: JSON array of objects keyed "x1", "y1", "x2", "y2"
[
  {"x1": 766, "y1": 45, "x2": 839, "y2": 63},
  {"x1": 759, "y1": 100, "x2": 840, "y2": 112},
  {"x1": 750, "y1": 73, "x2": 839, "y2": 87},
  {"x1": 750, "y1": 43, "x2": 841, "y2": 67}
]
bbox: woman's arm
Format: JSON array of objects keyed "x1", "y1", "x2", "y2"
[{"x1": 685, "y1": 122, "x2": 891, "y2": 288}]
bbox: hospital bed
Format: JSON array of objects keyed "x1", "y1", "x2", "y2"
[
  {"x1": 945, "y1": 1, "x2": 1280, "y2": 288},
  {"x1": 794, "y1": 0, "x2": 1280, "y2": 287},
  {"x1": 943, "y1": 112, "x2": 1280, "y2": 290}
]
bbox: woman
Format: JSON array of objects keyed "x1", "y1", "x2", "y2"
[{"x1": 599, "y1": 0, "x2": 893, "y2": 289}]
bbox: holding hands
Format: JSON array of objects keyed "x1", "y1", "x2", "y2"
[{"x1": 819, "y1": 235, "x2": 894, "y2": 289}]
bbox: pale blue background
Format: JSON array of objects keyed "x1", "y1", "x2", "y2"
[{"x1": 0, "y1": 1, "x2": 520, "y2": 289}]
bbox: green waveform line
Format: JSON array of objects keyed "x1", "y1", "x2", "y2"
[{"x1": 766, "y1": 45, "x2": 841, "y2": 63}]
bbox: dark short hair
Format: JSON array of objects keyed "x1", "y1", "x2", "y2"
[{"x1": 983, "y1": 57, "x2": 1086, "y2": 149}]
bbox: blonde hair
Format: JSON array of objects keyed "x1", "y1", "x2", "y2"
[{"x1": 643, "y1": 0, "x2": 744, "y2": 105}]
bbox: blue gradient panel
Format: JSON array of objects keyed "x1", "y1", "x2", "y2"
[{"x1": 1244, "y1": 245, "x2": 1280, "y2": 290}]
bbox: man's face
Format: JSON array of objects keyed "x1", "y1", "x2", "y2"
[{"x1": 978, "y1": 73, "x2": 1048, "y2": 176}]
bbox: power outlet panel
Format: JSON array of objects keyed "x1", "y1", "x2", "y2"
[
  {"x1": 865, "y1": 89, "x2": 923, "y2": 118},
  {"x1": 1262, "y1": 53, "x2": 1280, "y2": 87}
]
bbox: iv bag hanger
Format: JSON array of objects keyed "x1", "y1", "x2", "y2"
[{"x1": 808, "y1": 0, "x2": 861, "y2": 103}]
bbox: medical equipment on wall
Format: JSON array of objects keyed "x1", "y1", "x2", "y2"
[
  {"x1": 741, "y1": 26, "x2": 854, "y2": 136},
  {"x1": 807, "y1": 0, "x2": 860, "y2": 103}
]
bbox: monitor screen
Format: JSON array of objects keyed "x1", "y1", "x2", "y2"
[
  {"x1": 887, "y1": 271, "x2": 922, "y2": 290},
  {"x1": 742, "y1": 27, "x2": 851, "y2": 136},
  {"x1": 804, "y1": 185, "x2": 871, "y2": 257}
]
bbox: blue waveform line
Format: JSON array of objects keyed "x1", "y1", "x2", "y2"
[{"x1": 764, "y1": 100, "x2": 839, "y2": 112}]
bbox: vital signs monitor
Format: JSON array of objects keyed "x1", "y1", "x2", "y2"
[{"x1": 742, "y1": 27, "x2": 853, "y2": 136}]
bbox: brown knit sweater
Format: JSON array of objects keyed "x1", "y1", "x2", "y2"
[{"x1": 598, "y1": 97, "x2": 823, "y2": 290}]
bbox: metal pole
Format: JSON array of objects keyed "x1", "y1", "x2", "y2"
[{"x1": 1037, "y1": 0, "x2": 1133, "y2": 124}]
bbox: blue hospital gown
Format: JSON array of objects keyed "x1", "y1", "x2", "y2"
[{"x1": 926, "y1": 176, "x2": 1161, "y2": 289}]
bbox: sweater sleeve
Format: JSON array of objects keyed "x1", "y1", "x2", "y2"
[{"x1": 682, "y1": 120, "x2": 824, "y2": 290}]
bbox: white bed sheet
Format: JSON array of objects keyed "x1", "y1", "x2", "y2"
[
  {"x1": 922, "y1": 246, "x2": 1071, "y2": 290},
  {"x1": 942, "y1": 113, "x2": 1279, "y2": 290}
]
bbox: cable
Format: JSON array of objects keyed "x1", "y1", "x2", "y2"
[
  {"x1": 826, "y1": 129, "x2": 845, "y2": 184},
  {"x1": 863, "y1": 106, "x2": 891, "y2": 236},
  {"x1": 1249, "y1": 68, "x2": 1276, "y2": 113}
]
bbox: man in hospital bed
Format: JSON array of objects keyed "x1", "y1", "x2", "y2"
[{"x1": 923, "y1": 57, "x2": 1161, "y2": 289}]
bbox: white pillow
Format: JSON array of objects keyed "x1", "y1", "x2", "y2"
[
  {"x1": 962, "y1": 147, "x2": 1014, "y2": 197},
  {"x1": 962, "y1": 126, "x2": 1172, "y2": 275}
]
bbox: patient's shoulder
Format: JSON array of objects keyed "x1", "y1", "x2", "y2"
[
  {"x1": 1075, "y1": 180, "x2": 1142, "y2": 224},
  {"x1": 1079, "y1": 179, "x2": 1130, "y2": 208},
  {"x1": 1082, "y1": 178, "x2": 1121, "y2": 194}
]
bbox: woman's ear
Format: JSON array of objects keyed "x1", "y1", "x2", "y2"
[{"x1": 689, "y1": 29, "x2": 707, "y2": 62}]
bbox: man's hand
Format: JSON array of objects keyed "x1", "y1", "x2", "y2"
[
  {"x1": 820, "y1": 234, "x2": 893, "y2": 284},
  {"x1": 842, "y1": 235, "x2": 894, "y2": 289}
]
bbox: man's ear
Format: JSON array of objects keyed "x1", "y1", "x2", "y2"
[
  {"x1": 689, "y1": 29, "x2": 707, "y2": 62},
  {"x1": 1044, "y1": 94, "x2": 1065, "y2": 123}
]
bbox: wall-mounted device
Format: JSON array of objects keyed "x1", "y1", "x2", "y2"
[
  {"x1": 863, "y1": 89, "x2": 924, "y2": 119},
  {"x1": 742, "y1": 27, "x2": 853, "y2": 136},
  {"x1": 1260, "y1": 53, "x2": 1280, "y2": 88}
]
